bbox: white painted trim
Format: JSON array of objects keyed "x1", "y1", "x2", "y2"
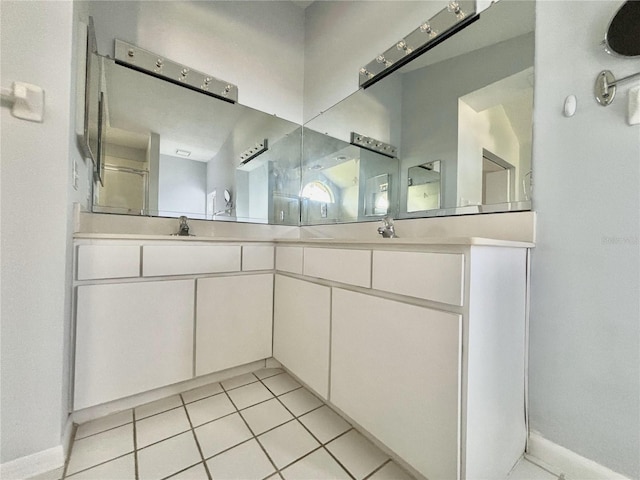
[
  {"x1": 527, "y1": 432, "x2": 631, "y2": 480},
  {"x1": 0, "y1": 446, "x2": 64, "y2": 480}
]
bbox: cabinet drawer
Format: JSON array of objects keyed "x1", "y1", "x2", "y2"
[
  {"x1": 242, "y1": 245, "x2": 274, "y2": 271},
  {"x1": 275, "y1": 246, "x2": 303, "y2": 274},
  {"x1": 372, "y1": 250, "x2": 464, "y2": 306},
  {"x1": 142, "y1": 245, "x2": 240, "y2": 276},
  {"x1": 303, "y1": 248, "x2": 371, "y2": 287},
  {"x1": 77, "y1": 245, "x2": 140, "y2": 280}
]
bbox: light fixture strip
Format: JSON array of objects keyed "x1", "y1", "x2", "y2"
[
  {"x1": 239, "y1": 139, "x2": 269, "y2": 166},
  {"x1": 359, "y1": 0, "x2": 478, "y2": 88},
  {"x1": 350, "y1": 132, "x2": 397, "y2": 158},
  {"x1": 114, "y1": 40, "x2": 238, "y2": 103}
]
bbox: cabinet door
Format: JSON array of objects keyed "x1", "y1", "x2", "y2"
[
  {"x1": 273, "y1": 275, "x2": 330, "y2": 399},
  {"x1": 74, "y1": 280, "x2": 194, "y2": 410},
  {"x1": 195, "y1": 274, "x2": 273, "y2": 376},
  {"x1": 331, "y1": 289, "x2": 461, "y2": 480}
]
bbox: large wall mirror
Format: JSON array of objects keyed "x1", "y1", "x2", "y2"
[
  {"x1": 89, "y1": 52, "x2": 301, "y2": 226},
  {"x1": 85, "y1": 0, "x2": 533, "y2": 227},
  {"x1": 302, "y1": 0, "x2": 534, "y2": 224}
]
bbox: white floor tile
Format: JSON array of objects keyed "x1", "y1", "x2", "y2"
[
  {"x1": 65, "y1": 453, "x2": 134, "y2": 479},
  {"x1": 279, "y1": 388, "x2": 323, "y2": 417},
  {"x1": 167, "y1": 462, "x2": 209, "y2": 480},
  {"x1": 135, "y1": 395, "x2": 183, "y2": 420},
  {"x1": 507, "y1": 459, "x2": 559, "y2": 480},
  {"x1": 75, "y1": 410, "x2": 133, "y2": 440},
  {"x1": 254, "y1": 368, "x2": 285, "y2": 380},
  {"x1": 185, "y1": 393, "x2": 235, "y2": 427},
  {"x1": 136, "y1": 406, "x2": 191, "y2": 448},
  {"x1": 241, "y1": 398, "x2": 294, "y2": 435},
  {"x1": 207, "y1": 439, "x2": 276, "y2": 480},
  {"x1": 195, "y1": 412, "x2": 253, "y2": 459},
  {"x1": 137, "y1": 432, "x2": 202, "y2": 480},
  {"x1": 66, "y1": 423, "x2": 134, "y2": 476},
  {"x1": 181, "y1": 382, "x2": 223, "y2": 404},
  {"x1": 227, "y1": 381, "x2": 274, "y2": 410},
  {"x1": 258, "y1": 420, "x2": 320, "y2": 469},
  {"x1": 368, "y1": 461, "x2": 415, "y2": 480},
  {"x1": 281, "y1": 448, "x2": 351, "y2": 480},
  {"x1": 262, "y1": 373, "x2": 301, "y2": 396},
  {"x1": 326, "y1": 430, "x2": 388, "y2": 480},
  {"x1": 221, "y1": 373, "x2": 259, "y2": 391},
  {"x1": 299, "y1": 406, "x2": 351, "y2": 444}
]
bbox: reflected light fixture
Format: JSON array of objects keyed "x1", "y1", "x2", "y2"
[
  {"x1": 239, "y1": 139, "x2": 269, "y2": 166},
  {"x1": 359, "y1": 0, "x2": 479, "y2": 88},
  {"x1": 176, "y1": 149, "x2": 191, "y2": 157},
  {"x1": 350, "y1": 132, "x2": 397, "y2": 158}
]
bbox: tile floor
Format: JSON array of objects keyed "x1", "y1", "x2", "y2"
[
  {"x1": 62, "y1": 368, "x2": 416, "y2": 480},
  {"x1": 60, "y1": 367, "x2": 561, "y2": 480}
]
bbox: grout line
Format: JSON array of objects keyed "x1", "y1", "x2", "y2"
[
  {"x1": 132, "y1": 410, "x2": 139, "y2": 480},
  {"x1": 179, "y1": 394, "x2": 213, "y2": 480},
  {"x1": 135, "y1": 404, "x2": 184, "y2": 422},
  {"x1": 221, "y1": 379, "x2": 281, "y2": 476},
  {"x1": 257, "y1": 376, "x2": 355, "y2": 480},
  {"x1": 363, "y1": 458, "x2": 393, "y2": 480},
  {"x1": 63, "y1": 452, "x2": 135, "y2": 479},
  {"x1": 73, "y1": 419, "x2": 134, "y2": 441},
  {"x1": 159, "y1": 461, "x2": 206, "y2": 480}
]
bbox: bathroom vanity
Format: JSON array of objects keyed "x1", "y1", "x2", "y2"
[{"x1": 72, "y1": 233, "x2": 531, "y2": 480}]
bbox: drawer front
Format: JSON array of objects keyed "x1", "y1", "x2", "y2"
[
  {"x1": 142, "y1": 245, "x2": 241, "y2": 276},
  {"x1": 275, "y1": 246, "x2": 303, "y2": 274},
  {"x1": 304, "y1": 248, "x2": 371, "y2": 287},
  {"x1": 372, "y1": 250, "x2": 464, "y2": 306},
  {"x1": 77, "y1": 245, "x2": 140, "y2": 280},
  {"x1": 242, "y1": 245, "x2": 274, "y2": 271}
]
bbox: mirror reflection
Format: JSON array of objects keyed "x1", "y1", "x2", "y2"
[
  {"x1": 303, "y1": 0, "x2": 534, "y2": 224},
  {"x1": 407, "y1": 161, "x2": 441, "y2": 213},
  {"x1": 93, "y1": 54, "x2": 301, "y2": 225}
]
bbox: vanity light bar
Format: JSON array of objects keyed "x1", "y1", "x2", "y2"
[
  {"x1": 359, "y1": 0, "x2": 478, "y2": 88},
  {"x1": 239, "y1": 139, "x2": 269, "y2": 166},
  {"x1": 350, "y1": 132, "x2": 397, "y2": 158},
  {"x1": 114, "y1": 40, "x2": 238, "y2": 103}
]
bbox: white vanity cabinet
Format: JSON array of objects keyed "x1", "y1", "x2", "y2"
[
  {"x1": 273, "y1": 241, "x2": 530, "y2": 480},
  {"x1": 74, "y1": 279, "x2": 195, "y2": 410},
  {"x1": 195, "y1": 274, "x2": 273, "y2": 376},
  {"x1": 331, "y1": 289, "x2": 462, "y2": 480},
  {"x1": 73, "y1": 238, "x2": 277, "y2": 411},
  {"x1": 273, "y1": 274, "x2": 331, "y2": 399}
]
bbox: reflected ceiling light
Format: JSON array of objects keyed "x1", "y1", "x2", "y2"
[
  {"x1": 176, "y1": 149, "x2": 191, "y2": 157},
  {"x1": 358, "y1": 0, "x2": 479, "y2": 88}
]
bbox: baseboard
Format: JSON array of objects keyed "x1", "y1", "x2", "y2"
[
  {"x1": 0, "y1": 446, "x2": 64, "y2": 480},
  {"x1": 526, "y1": 432, "x2": 631, "y2": 480}
]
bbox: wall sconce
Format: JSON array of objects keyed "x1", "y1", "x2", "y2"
[
  {"x1": 115, "y1": 40, "x2": 238, "y2": 103},
  {"x1": 358, "y1": 0, "x2": 478, "y2": 88},
  {"x1": 239, "y1": 139, "x2": 269, "y2": 166},
  {"x1": 350, "y1": 132, "x2": 397, "y2": 158}
]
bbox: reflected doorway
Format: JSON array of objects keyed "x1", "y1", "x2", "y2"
[{"x1": 482, "y1": 149, "x2": 515, "y2": 204}]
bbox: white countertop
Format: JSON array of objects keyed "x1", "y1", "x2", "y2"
[{"x1": 73, "y1": 233, "x2": 534, "y2": 248}]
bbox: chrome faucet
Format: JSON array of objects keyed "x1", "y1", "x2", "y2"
[
  {"x1": 177, "y1": 216, "x2": 191, "y2": 236},
  {"x1": 377, "y1": 216, "x2": 397, "y2": 238}
]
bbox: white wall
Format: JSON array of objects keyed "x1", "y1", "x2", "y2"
[
  {"x1": 84, "y1": 0, "x2": 305, "y2": 123},
  {"x1": 0, "y1": 0, "x2": 76, "y2": 466},
  {"x1": 158, "y1": 155, "x2": 207, "y2": 219},
  {"x1": 529, "y1": 2, "x2": 639, "y2": 478}
]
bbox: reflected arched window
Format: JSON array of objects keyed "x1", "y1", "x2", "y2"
[{"x1": 301, "y1": 181, "x2": 334, "y2": 203}]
